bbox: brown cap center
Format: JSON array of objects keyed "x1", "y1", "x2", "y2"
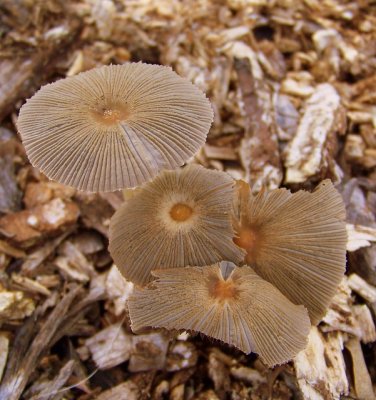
[
  {"x1": 233, "y1": 227, "x2": 259, "y2": 264},
  {"x1": 169, "y1": 203, "x2": 193, "y2": 222},
  {"x1": 91, "y1": 103, "x2": 129, "y2": 126},
  {"x1": 208, "y1": 279, "x2": 239, "y2": 301}
]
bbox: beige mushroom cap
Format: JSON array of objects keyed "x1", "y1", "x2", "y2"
[
  {"x1": 232, "y1": 180, "x2": 347, "y2": 325},
  {"x1": 128, "y1": 261, "x2": 311, "y2": 367},
  {"x1": 109, "y1": 165, "x2": 245, "y2": 286},
  {"x1": 17, "y1": 63, "x2": 213, "y2": 192}
]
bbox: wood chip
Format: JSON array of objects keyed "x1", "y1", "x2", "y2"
[
  {"x1": 0, "y1": 240, "x2": 26, "y2": 259},
  {"x1": 28, "y1": 359, "x2": 75, "y2": 400},
  {"x1": 21, "y1": 231, "x2": 72, "y2": 276},
  {"x1": 85, "y1": 324, "x2": 133, "y2": 370},
  {"x1": 348, "y1": 273, "x2": 376, "y2": 302},
  {"x1": 11, "y1": 274, "x2": 51, "y2": 297},
  {"x1": 0, "y1": 199, "x2": 79, "y2": 248},
  {"x1": 235, "y1": 56, "x2": 282, "y2": 192},
  {"x1": 284, "y1": 84, "x2": 344, "y2": 184},
  {"x1": 0, "y1": 140, "x2": 22, "y2": 214},
  {"x1": 129, "y1": 332, "x2": 170, "y2": 372},
  {"x1": 345, "y1": 337, "x2": 375, "y2": 400},
  {"x1": 346, "y1": 224, "x2": 376, "y2": 252},
  {"x1": 230, "y1": 366, "x2": 266, "y2": 385},
  {"x1": 0, "y1": 284, "x2": 81, "y2": 400},
  {"x1": 96, "y1": 381, "x2": 140, "y2": 400},
  {"x1": 322, "y1": 278, "x2": 361, "y2": 337},
  {"x1": 294, "y1": 327, "x2": 348, "y2": 400},
  {"x1": 352, "y1": 304, "x2": 376, "y2": 344},
  {"x1": 105, "y1": 265, "x2": 134, "y2": 316},
  {"x1": 0, "y1": 287, "x2": 35, "y2": 322},
  {"x1": 0, "y1": 333, "x2": 9, "y2": 383},
  {"x1": 166, "y1": 341, "x2": 198, "y2": 372}
]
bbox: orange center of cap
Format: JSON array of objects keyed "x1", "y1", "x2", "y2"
[
  {"x1": 169, "y1": 203, "x2": 193, "y2": 222},
  {"x1": 91, "y1": 103, "x2": 129, "y2": 126},
  {"x1": 209, "y1": 279, "x2": 239, "y2": 301},
  {"x1": 233, "y1": 227, "x2": 259, "y2": 264}
]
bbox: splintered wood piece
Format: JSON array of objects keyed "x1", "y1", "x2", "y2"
[
  {"x1": 346, "y1": 224, "x2": 376, "y2": 252},
  {"x1": 0, "y1": 140, "x2": 22, "y2": 214},
  {"x1": 294, "y1": 327, "x2": 348, "y2": 399},
  {"x1": 345, "y1": 337, "x2": 375, "y2": 400},
  {"x1": 0, "y1": 284, "x2": 81, "y2": 400},
  {"x1": 96, "y1": 381, "x2": 140, "y2": 400},
  {"x1": 284, "y1": 84, "x2": 344, "y2": 184},
  {"x1": 85, "y1": 324, "x2": 133, "y2": 370},
  {"x1": 0, "y1": 334, "x2": 9, "y2": 383},
  {"x1": 348, "y1": 273, "x2": 376, "y2": 302},
  {"x1": 128, "y1": 262, "x2": 310, "y2": 367},
  {"x1": 234, "y1": 56, "x2": 282, "y2": 192},
  {"x1": 352, "y1": 304, "x2": 376, "y2": 344},
  {"x1": 28, "y1": 359, "x2": 75, "y2": 400}
]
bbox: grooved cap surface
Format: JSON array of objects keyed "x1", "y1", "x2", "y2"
[{"x1": 18, "y1": 63, "x2": 213, "y2": 192}]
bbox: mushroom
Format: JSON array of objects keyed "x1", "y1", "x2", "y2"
[
  {"x1": 128, "y1": 261, "x2": 311, "y2": 367},
  {"x1": 232, "y1": 179, "x2": 347, "y2": 324},
  {"x1": 17, "y1": 63, "x2": 213, "y2": 192},
  {"x1": 109, "y1": 164, "x2": 245, "y2": 286}
]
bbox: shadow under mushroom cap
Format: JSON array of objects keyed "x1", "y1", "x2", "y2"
[
  {"x1": 128, "y1": 261, "x2": 311, "y2": 368},
  {"x1": 109, "y1": 164, "x2": 245, "y2": 286},
  {"x1": 232, "y1": 179, "x2": 347, "y2": 325},
  {"x1": 17, "y1": 63, "x2": 213, "y2": 192}
]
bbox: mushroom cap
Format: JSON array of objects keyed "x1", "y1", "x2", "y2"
[
  {"x1": 232, "y1": 179, "x2": 347, "y2": 324},
  {"x1": 17, "y1": 63, "x2": 213, "y2": 192},
  {"x1": 128, "y1": 261, "x2": 311, "y2": 367},
  {"x1": 109, "y1": 164, "x2": 245, "y2": 286}
]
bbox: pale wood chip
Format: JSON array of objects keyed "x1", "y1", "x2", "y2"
[
  {"x1": 85, "y1": 324, "x2": 133, "y2": 370},
  {"x1": 0, "y1": 240, "x2": 26, "y2": 259},
  {"x1": 129, "y1": 332, "x2": 170, "y2": 372},
  {"x1": 235, "y1": 56, "x2": 282, "y2": 192},
  {"x1": 284, "y1": 84, "x2": 343, "y2": 184},
  {"x1": 166, "y1": 341, "x2": 198, "y2": 372},
  {"x1": 203, "y1": 144, "x2": 238, "y2": 161},
  {"x1": 0, "y1": 333, "x2": 9, "y2": 383},
  {"x1": 28, "y1": 359, "x2": 75, "y2": 400},
  {"x1": 348, "y1": 273, "x2": 376, "y2": 302},
  {"x1": 0, "y1": 285, "x2": 81, "y2": 400},
  {"x1": 0, "y1": 288, "x2": 35, "y2": 322},
  {"x1": 294, "y1": 327, "x2": 348, "y2": 400},
  {"x1": 105, "y1": 265, "x2": 134, "y2": 316},
  {"x1": 0, "y1": 199, "x2": 79, "y2": 248},
  {"x1": 352, "y1": 304, "x2": 376, "y2": 344},
  {"x1": 208, "y1": 351, "x2": 231, "y2": 394},
  {"x1": 345, "y1": 338, "x2": 375, "y2": 400},
  {"x1": 346, "y1": 224, "x2": 376, "y2": 252},
  {"x1": 322, "y1": 278, "x2": 361, "y2": 337},
  {"x1": 11, "y1": 274, "x2": 51, "y2": 296},
  {"x1": 21, "y1": 231, "x2": 72, "y2": 275},
  {"x1": 96, "y1": 381, "x2": 140, "y2": 400},
  {"x1": 230, "y1": 366, "x2": 266, "y2": 385}
]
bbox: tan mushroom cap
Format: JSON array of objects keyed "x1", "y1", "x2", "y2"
[
  {"x1": 109, "y1": 165, "x2": 245, "y2": 286},
  {"x1": 17, "y1": 63, "x2": 213, "y2": 192},
  {"x1": 232, "y1": 180, "x2": 347, "y2": 325},
  {"x1": 128, "y1": 261, "x2": 310, "y2": 367}
]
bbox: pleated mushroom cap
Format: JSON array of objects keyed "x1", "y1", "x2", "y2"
[
  {"x1": 109, "y1": 165, "x2": 245, "y2": 286},
  {"x1": 17, "y1": 63, "x2": 213, "y2": 192},
  {"x1": 232, "y1": 180, "x2": 347, "y2": 325},
  {"x1": 128, "y1": 261, "x2": 311, "y2": 367}
]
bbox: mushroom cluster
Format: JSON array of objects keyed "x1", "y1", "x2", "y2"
[
  {"x1": 17, "y1": 62, "x2": 347, "y2": 367},
  {"x1": 121, "y1": 173, "x2": 346, "y2": 366}
]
